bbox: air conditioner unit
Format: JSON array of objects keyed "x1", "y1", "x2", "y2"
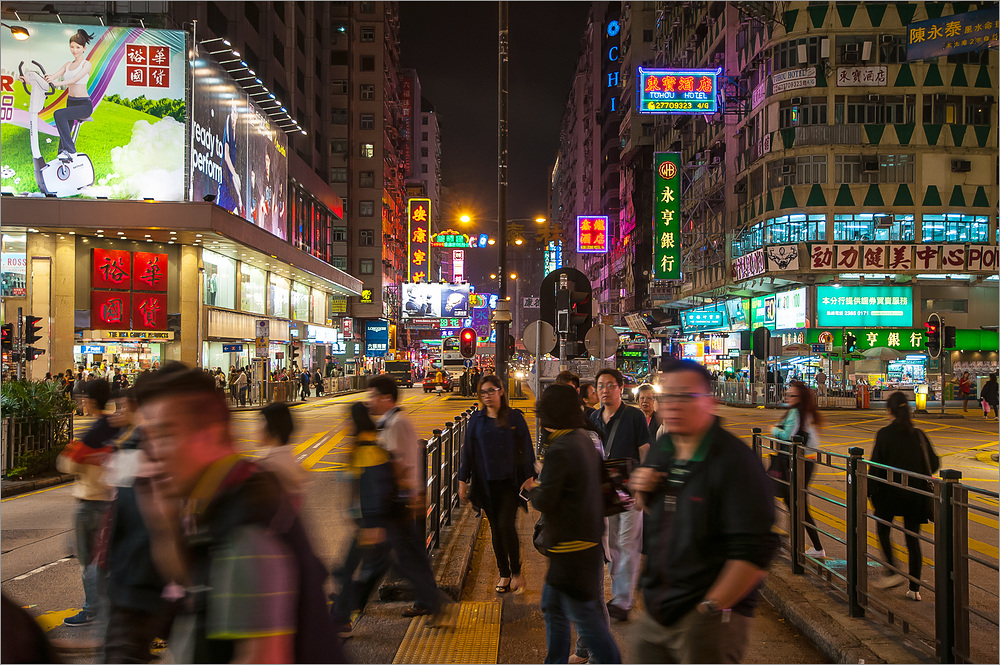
[
  {"x1": 861, "y1": 41, "x2": 873, "y2": 60},
  {"x1": 952, "y1": 159, "x2": 972, "y2": 173},
  {"x1": 797, "y1": 43, "x2": 808, "y2": 63},
  {"x1": 868, "y1": 94, "x2": 880, "y2": 102},
  {"x1": 781, "y1": 164, "x2": 794, "y2": 175},
  {"x1": 874, "y1": 214, "x2": 892, "y2": 228},
  {"x1": 843, "y1": 51, "x2": 859, "y2": 64},
  {"x1": 862, "y1": 157, "x2": 879, "y2": 172},
  {"x1": 821, "y1": 38, "x2": 830, "y2": 59},
  {"x1": 790, "y1": 96, "x2": 802, "y2": 105}
]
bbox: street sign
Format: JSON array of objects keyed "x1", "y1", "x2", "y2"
[
  {"x1": 522, "y1": 320, "x2": 556, "y2": 355},
  {"x1": 255, "y1": 337, "x2": 268, "y2": 358},
  {"x1": 584, "y1": 324, "x2": 620, "y2": 359},
  {"x1": 522, "y1": 296, "x2": 540, "y2": 308},
  {"x1": 810, "y1": 343, "x2": 826, "y2": 354},
  {"x1": 255, "y1": 319, "x2": 270, "y2": 338},
  {"x1": 222, "y1": 343, "x2": 244, "y2": 353},
  {"x1": 464, "y1": 358, "x2": 474, "y2": 369}
]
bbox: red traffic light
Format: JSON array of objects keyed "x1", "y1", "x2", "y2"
[
  {"x1": 461, "y1": 329, "x2": 474, "y2": 342},
  {"x1": 924, "y1": 322, "x2": 938, "y2": 334},
  {"x1": 459, "y1": 327, "x2": 477, "y2": 359}
]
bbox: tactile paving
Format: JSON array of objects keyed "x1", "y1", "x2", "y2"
[{"x1": 392, "y1": 601, "x2": 502, "y2": 664}]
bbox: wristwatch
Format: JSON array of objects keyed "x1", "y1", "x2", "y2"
[{"x1": 697, "y1": 599, "x2": 723, "y2": 616}]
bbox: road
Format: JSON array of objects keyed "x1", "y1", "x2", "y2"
[{"x1": 2, "y1": 389, "x2": 994, "y2": 662}]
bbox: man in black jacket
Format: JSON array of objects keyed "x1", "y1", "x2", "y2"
[{"x1": 630, "y1": 360, "x2": 778, "y2": 663}]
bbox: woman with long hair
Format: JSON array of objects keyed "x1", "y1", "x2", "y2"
[
  {"x1": 458, "y1": 375, "x2": 536, "y2": 594},
  {"x1": 770, "y1": 379, "x2": 825, "y2": 557},
  {"x1": 868, "y1": 392, "x2": 939, "y2": 600},
  {"x1": 49, "y1": 29, "x2": 94, "y2": 162}
]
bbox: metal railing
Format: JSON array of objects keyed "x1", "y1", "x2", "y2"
[
  {"x1": 715, "y1": 381, "x2": 859, "y2": 408},
  {"x1": 752, "y1": 429, "x2": 999, "y2": 663},
  {"x1": 421, "y1": 406, "x2": 476, "y2": 552},
  {"x1": 2, "y1": 413, "x2": 75, "y2": 474},
  {"x1": 223, "y1": 376, "x2": 366, "y2": 407}
]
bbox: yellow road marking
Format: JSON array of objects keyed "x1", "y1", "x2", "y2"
[
  {"x1": 293, "y1": 431, "x2": 329, "y2": 457},
  {"x1": 35, "y1": 609, "x2": 80, "y2": 632},
  {"x1": 1, "y1": 483, "x2": 72, "y2": 502},
  {"x1": 301, "y1": 431, "x2": 347, "y2": 469}
]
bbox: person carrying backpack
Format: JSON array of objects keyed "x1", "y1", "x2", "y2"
[{"x1": 135, "y1": 364, "x2": 344, "y2": 664}]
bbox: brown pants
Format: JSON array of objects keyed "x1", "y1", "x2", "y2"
[{"x1": 632, "y1": 606, "x2": 750, "y2": 664}]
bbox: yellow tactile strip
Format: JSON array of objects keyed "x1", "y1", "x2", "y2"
[{"x1": 392, "y1": 601, "x2": 502, "y2": 664}]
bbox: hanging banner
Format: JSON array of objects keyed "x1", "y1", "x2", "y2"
[
  {"x1": 906, "y1": 8, "x2": 999, "y2": 60},
  {"x1": 407, "y1": 198, "x2": 431, "y2": 282},
  {"x1": 653, "y1": 152, "x2": 681, "y2": 279}
]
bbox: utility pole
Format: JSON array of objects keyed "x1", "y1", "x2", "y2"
[{"x1": 494, "y1": 0, "x2": 510, "y2": 387}]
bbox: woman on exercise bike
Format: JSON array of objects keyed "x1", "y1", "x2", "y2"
[{"x1": 47, "y1": 29, "x2": 95, "y2": 163}]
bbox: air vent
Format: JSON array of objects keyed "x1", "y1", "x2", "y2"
[{"x1": 951, "y1": 160, "x2": 971, "y2": 173}]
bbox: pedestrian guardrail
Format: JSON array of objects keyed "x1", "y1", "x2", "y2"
[
  {"x1": 715, "y1": 381, "x2": 857, "y2": 408},
  {"x1": 223, "y1": 376, "x2": 366, "y2": 407},
  {"x1": 752, "y1": 429, "x2": 999, "y2": 663},
  {"x1": 421, "y1": 406, "x2": 477, "y2": 552},
  {"x1": 1, "y1": 413, "x2": 74, "y2": 475}
]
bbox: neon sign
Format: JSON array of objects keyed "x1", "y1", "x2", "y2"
[
  {"x1": 637, "y1": 67, "x2": 720, "y2": 114},
  {"x1": 577, "y1": 216, "x2": 609, "y2": 253},
  {"x1": 407, "y1": 198, "x2": 431, "y2": 282},
  {"x1": 430, "y1": 230, "x2": 470, "y2": 248}
]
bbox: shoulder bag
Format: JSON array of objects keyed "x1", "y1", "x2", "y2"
[{"x1": 917, "y1": 429, "x2": 936, "y2": 523}]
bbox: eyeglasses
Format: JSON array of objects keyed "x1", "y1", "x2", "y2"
[
  {"x1": 479, "y1": 388, "x2": 501, "y2": 397},
  {"x1": 656, "y1": 392, "x2": 710, "y2": 405},
  {"x1": 596, "y1": 383, "x2": 621, "y2": 391}
]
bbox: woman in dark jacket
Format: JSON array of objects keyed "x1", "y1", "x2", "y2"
[
  {"x1": 459, "y1": 375, "x2": 535, "y2": 594},
  {"x1": 980, "y1": 373, "x2": 999, "y2": 420},
  {"x1": 527, "y1": 384, "x2": 621, "y2": 665},
  {"x1": 868, "y1": 392, "x2": 939, "y2": 601}
]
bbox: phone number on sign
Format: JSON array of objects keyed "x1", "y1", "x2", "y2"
[{"x1": 645, "y1": 101, "x2": 712, "y2": 110}]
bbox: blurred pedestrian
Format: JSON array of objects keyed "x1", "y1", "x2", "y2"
[
  {"x1": 57, "y1": 378, "x2": 120, "y2": 626},
  {"x1": 459, "y1": 375, "x2": 536, "y2": 594},
  {"x1": 136, "y1": 365, "x2": 342, "y2": 663},
  {"x1": 629, "y1": 360, "x2": 778, "y2": 663},
  {"x1": 868, "y1": 392, "x2": 939, "y2": 600},
  {"x1": 589, "y1": 368, "x2": 650, "y2": 622},
  {"x1": 2, "y1": 594, "x2": 58, "y2": 663},
  {"x1": 528, "y1": 384, "x2": 621, "y2": 665},
  {"x1": 636, "y1": 383, "x2": 661, "y2": 441},
  {"x1": 259, "y1": 402, "x2": 309, "y2": 505},
  {"x1": 980, "y1": 373, "x2": 999, "y2": 420},
  {"x1": 770, "y1": 380, "x2": 825, "y2": 558}
]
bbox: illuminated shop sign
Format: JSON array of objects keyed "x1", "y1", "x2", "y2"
[
  {"x1": 407, "y1": 198, "x2": 431, "y2": 282},
  {"x1": 637, "y1": 67, "x2": 719, "y2": 114},
  {"x1": 430, "y1": 230, "x2": 470, "y2": 248},
  {"x1": 652, "y1": 152, "x2": 681, "y2": 279},
  {"x1": 91, "y1": 248, "x2": 168, "y2": 330},
  {"x1": 577, "y1": 215, "x2": 609, "y2": 253},
  {"x1": 816, "y1": 286, "x2": 914, "y2": 328}
]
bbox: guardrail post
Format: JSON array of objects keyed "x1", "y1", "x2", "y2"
[
  {"x1": 420, "y1": 437, "x2": 430, "y2": 547},
  {"x1": 846, "y1": 446, "x2": 866, "y2": 617},
  {"x1": 789, "y1": 435, "x2": 803, "y2": 575},
  {"x1": 751, "y1": 427, "x2": 761, "y2": 462},
  {"x1": 935, "y1": 469, "x2": 961, "y2": 664},
  {"x1": 952, "y1": 477, "x2": 970, "y2": 664},
  {"x1": 444, "y1": 422, "x2": 455, "y2": 528}
]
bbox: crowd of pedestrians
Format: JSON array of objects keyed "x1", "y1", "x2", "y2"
[{"x1": 8, "y1": 355, "x2": 952, "y2": 665}]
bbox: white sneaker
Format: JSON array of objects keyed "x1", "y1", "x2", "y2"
[
  {"x1": 905, "y1": 590, "x2": 922, "y2": 601},
  {"x1": 805, "y1": 547, "x2": 826, "y2": 558},
  {"x1": 874, "y1": 573, "x2": 906, "y2": 589}
]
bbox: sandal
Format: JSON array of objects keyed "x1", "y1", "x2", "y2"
[
  {"x1": 510, "y1": 574, "x2": 525, "y2": 595},
  {"x1": 495, "y1": 577, "x2": 511, "y2": 593}
]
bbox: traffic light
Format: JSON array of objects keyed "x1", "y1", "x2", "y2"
[
  {"x1": 24, "y1": 315, "x2": 42, "y2": 345},
  {"x1": 925, "y1": 315, "x2": 942, "y2": 358},
  {"x1": 1, "y1": 324, "x2": 12, "y2": 352},
  {"x1": 844, "y1": 332, "x2": 858, "y2": 354},
  {"x1": 554, "y1": 275, "x2": 593, "y2": 359},
  {"x1": 459, "y1": 327, "x2": 477, "y2": 359},
  {"x1": 944, "y1": 326, "x2": 957, "y2": 350},
  {"x1": 25, "y1": 347, "x2": 45, "y2": 362},
  {"x1": 506, "y1": 334, "x2": 515, "y2": 357},
  {"x1": 290, "y1": 343, "x2": 300, "y2": 366}
]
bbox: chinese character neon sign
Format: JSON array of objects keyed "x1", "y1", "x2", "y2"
[
  {"x1": 653, "y1": 153, "x2": 682, "y2": 279},
  {"x1": 577, "y1": 216, "x2": 609, "y2": 253},
  {"x1": 637, "y1": 68, "x2": 720, "y2": 114},
  {"x1": 408, "y1": 198, "x2": 431, "y2": 282},
  {"x1": 430, "y1": 230, "x2": 470, "y2": 248}
]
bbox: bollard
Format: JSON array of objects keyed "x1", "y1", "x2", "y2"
[
  {"x1": 846, "y1": 446, "x2": 866, "y2": 617},
  {"x1": 789, "y1": 435, "x2": 803, "y2": 575},
  {"x1": 751, "y1": 427, "x2": 762, "y2": 461},
  {"x1": 935, "y1": 469, "x2": 961, "y2": 663}
]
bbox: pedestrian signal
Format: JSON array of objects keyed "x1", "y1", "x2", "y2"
[{"x1": 459, "y1": 327, "x2": 477, "y2": 359}]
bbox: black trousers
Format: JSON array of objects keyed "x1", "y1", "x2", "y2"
[
  {"x1": 776, "y1": 460, "x2": 823, "y2": 551},
  {"x1": 102, "y1": 602, "x2": 171, "y2": 664},
  {"x1": 483, "y1": 480, "x2": 522, "y2": 577},
  {"x1": 873, "y1": 506, "x2": 923, "y2": 591}
]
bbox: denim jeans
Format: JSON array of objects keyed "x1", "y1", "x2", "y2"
[
  {"x1": 606, "y1": 507, "x2": 642, "y2": 610},
  {"x1": 75, "y1": 499, "x2": 109, "y2": 614},
  {"x1": 542, "y1": 584, "x2": 621, "y2": 664}
]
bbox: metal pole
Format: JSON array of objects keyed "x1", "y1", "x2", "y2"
[
  {"x1": 846, "y1": 446, "x2": 865, "y2": 617},
  {"x1": 935, "y1": 469, "x2": 961, "y2": 663},
  {"x1": 16, "y1": 307, "x2": 22, "y2": 381},
  {"x1": 534, "y1": 320, "x2": 542, "y2": 456},
  {"x1": 789, "y1": 435, "x2": 803, "y2": 575},
  {"x1": 494, "y1": 0, "x2": 510, "y2": 388}
]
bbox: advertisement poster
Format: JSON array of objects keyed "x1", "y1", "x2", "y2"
[
  {"x1": 816, "y1": 286, "x2": 914, "y2": 328},
  {"x1": 401, "y1": 282, "x2": 470, "y2": 319},
  {"x1": 364, "y1": 319, "x2": 389, "y2": 357},
  {"x1": 775, "y1": 287, "x2": 808, "y2": 330},
  {"x1": 906, "y1": 8, "x2": 999, "y2": 60},
  {"x1": 751, "y1": 294, "x2": 776, "y2": 330},
  {"x1": 1, "y1": 21, "x2": 185, "y2": 199},
  {"x1": 577, "y1": 215, "x2": 609, "y2": 253},
  {"x1": 1, "y1": 249, "x2": 27, "y2": 297},
  {"x1": 190, "y1": 50, "x2": 288, "y2": 239}
]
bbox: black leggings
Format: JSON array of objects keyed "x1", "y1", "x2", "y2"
[
  {"x1": 776, "y1": 459, "x2": 823, "y2": 550},
  {"x1": 54, "y1": 96, "x2": 93, "y2": 153},
  {"x1": 874, "y1": 507, "x2": 923, "y2": 592},
  {"x1": 484, "y1": 480, "x2": 521, "y2": 577}
]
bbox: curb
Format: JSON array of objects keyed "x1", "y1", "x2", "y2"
[
  {"x1": 1, "y1": 473, "x2": 75, "y2": 498},
  {"x1": 379, "y1": 504, "x2": 483, "y2": 602},
  {"x1": 761, "y1": 556, "x2": 933, "y2": 664}
]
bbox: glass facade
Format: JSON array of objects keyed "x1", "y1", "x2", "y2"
[
  {"x1": 203, "y1": 250, "x2": 236, "y2": 309},
  {"x1": 291, "y1": 282, "x2": 310, "y2": 320},
  {"x1": 240, "y1": 263, "x2": 267, "y2": 314},
  {"x1": 833, "y1": 213, "x2": 916, "y2": 242},
  {"x1": 732, "y1": 214, "x2": 826, "y2": 257},
  {"x1": 921, "y1": 214, "x2": 990, "y2": 243},
  {"x1": 269, "y1": 275, "x2": 290, "y2": 318}
]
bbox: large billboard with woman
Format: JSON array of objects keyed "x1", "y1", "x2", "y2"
[
  {"x1": 0, "y1": 21, "x2": 186, "y2": 199},
  {"x1": 189, "y1": 49, "x2": 288, "y2": 240}
]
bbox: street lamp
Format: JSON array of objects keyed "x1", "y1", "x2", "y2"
[
  {"x1": 535, "y1": 217, "x2": 546, "y2": 224},
  {"x1": 460, "y1": 214, "x2": 471, "y2": 223}
]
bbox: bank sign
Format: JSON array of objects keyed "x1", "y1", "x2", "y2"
[
  {"x1": 652, "y1": 153, "x2": 681, "y2": 279},
  {"x1": 816, "y1": 286, "x2": 914, "y2": 328},
  {"x1": 637, "y1": 68, "x2": 719, "y2": 114}
]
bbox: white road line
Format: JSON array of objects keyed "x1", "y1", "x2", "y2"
[
  {"x1": 296, "y1": 433, "x2": 331, "y2": 463},
  {"x1": 10, "y1": 556, "x2": 73, "y2": 582}
]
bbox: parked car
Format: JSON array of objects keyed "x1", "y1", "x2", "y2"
[{"x1": 423, "y1": 370, "x2": 455, "y2": 393}]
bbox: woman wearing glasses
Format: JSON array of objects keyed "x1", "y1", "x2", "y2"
[{"x1": 459, "y1": 375, "x2": 536, "y2": 594}]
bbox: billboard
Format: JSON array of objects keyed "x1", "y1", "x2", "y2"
[
  {"x1": 637, "y1": 67, "x2": 719, "y2": 114},
  {"x1": 401, "y1": 282, "x2": 470, "y2": 319},
  {"x1": 407, "y1": 198, "x2": 431, "y2": 282},
  {"x1": 577, "y1": 215, "x2": 609, "y2": 253},
  {"x1": 751, "y1": 295, "x2": 776, "y2": 330},
  {"x1": 906, "y1": 8, "x2": 999, "y2": 60},
  {"x1": 653, "y1": 152, "x2": 681, "y2": 279},
  {"x1": 775, "y1": 287, "x2": 808, "y2": 330},
  {"x1": 1, "y1": 21, "x2": 186, "y2": 199},
  {"x1": 544, "y1": 240, "x2": 563, "y2": 276},
  {"x1": 190, "y1": 50, "x2": 288, "y2": 239},
  {"x1": 816, "y1": 286, "x2": 914, "y2": 328},
  {"x1": 364, "y1": 319, "x2": 389, "y2": 357}
]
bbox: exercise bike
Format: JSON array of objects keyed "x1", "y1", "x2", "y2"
[{"x1": 19, "y1": 60, "x2": 95, "y2": 197}]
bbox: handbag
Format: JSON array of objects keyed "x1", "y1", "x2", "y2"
[
  {"x1": 532, "y1": 514, "x2": 548, "y2": 555},
  {"x1": 917, "y1": 430, "x2": 936, "y2": 523},
  {"x1": 601, "y1": 458, "x2": 634, "y2": 516}
]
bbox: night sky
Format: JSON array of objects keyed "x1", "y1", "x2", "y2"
[{"x1": 399, "y1": 2, "x2": 590, "y2": 232}]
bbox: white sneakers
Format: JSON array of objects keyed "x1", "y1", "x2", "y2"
[{"x1": 804, "y1": 547, "x2": 826, "y2": 558}]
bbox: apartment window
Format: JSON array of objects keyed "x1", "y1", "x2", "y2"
[
  {"x1": 244, "y1": 45, "x2": 260, "y2": 74},
  {"x1": 245, "y1": 1, "x2": 260, "y2": 31},
  {"x1": 330, "y1": 51, "x2": 348, "y2": 67},
  {"x1": 360, "y1": 84, "x2": 375, "y2": 100},
  {"x1": 361, "y1": 26, "x2": 376, "y2": 42},
  {"x1": 272, "y1": 35, "x2": 284, "y2": 66},
  {"x1": 765, "y1": 214, "x2": 826, "y2": 244},
  {"x1": 314, "y1": 95, "x2": 322, "y2": 114},
  {"x1": 834, "y1": 213, "x2": 916, "y2": 242},
  {"x1": 359, "y1": 1, "x2": 375, "y2": 13},
  {"x1": 331, "y1": 256, "x2": 348, "y2": 269},
  {"x1": 331, "y1": 108, "x2": 348, "y2": 124},
  {"x1": 777, "y1": 97, "x2": 827, "y2": 128},
  {"x1": 331, "y1": 139, "x2": 347, "y2": 154},
  {"x1": 359, "y1": 201, "x2": 375, "y2": 217},
  {"x1": 948, "y1": 49, "x2": 990, "y2": 65},
  {"x1": 330, "y1": 167, "x2": 347, "y2": 183},
  {"x1": 835, "y1": 35, "x2": 876, "y2": 65},
  {"x1": 297, "y1": 68, "x2": 305, "y2": 92},
  {"x1": 331, "y1": 227, "x2": 347, "y2": 242},
  {"x1": 331, "y1": 79, "x2": 348, "y2": 94},
  {"x1": 921, "y1": 214, "x2": 989, "y2": 243},
  {"x1": 207, "y1": 1, "x2": 228, "y2": 36},
  {"x1": 836, "y1": 94, "x2": 915, "y2": 124},
  {"x1": 421, "y1": 164, "x2": 428, "y2": 174},
  {"x1": 296, "y1": 27, "x2": 305, "y2": 54},
  {"x1": 924, "y1": 94, "x2": 961, "y2": 124},
  {"x1": 966, "y1": 97, "x2": 993, "y2": 125},
  {"x1": 360, "y1": 259, "x2": 375, "y2": 274},
  {"x1": 360, "y1": 229, "x2": 375, "y2": 245},
  {"x1": 422, "y1": 132, "x2": 428, "y2": 141},
  {"x1": 359, "y1": 142, "x2": 374, "y2": 158},
  {"x1": 772, "y1": 36, "x2": 822, "y2": 71},
  {"x1": 879, "y1": 35, "x2": 907, "y2": 64},
  {"x1": 767, "y1": 155, "x2": 827, "y2": 187},
  {"x1": 359, "y1": 171, "x2": 375, "y2": 188},
  {"x1": 273, "y1": 0, "x2": 285, "y2": 23},
  {"x1": 420, "y1": 147, "x2": 428, "y2": 158},
  {"x1": 360, "y1": 56, "x2": 375, "y2": 72},
  {"x1": 360, "y1": 113, "x2": 375, "y2": 130},
  {"x1": 834, "y1": 154, "x2": 914, "y2": 184}
]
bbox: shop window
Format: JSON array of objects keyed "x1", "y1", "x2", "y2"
[
  {"x1": 291, "y1": 282, "x2": 310, "y2": 320},
  {"x1": 359, "y1": 201, "x2": 375, "y2": 217},
  {"x1": 921, "y1": 214, "x2": 990, "y2": 243},
  {"x1": 359, "y1": 142, "x2": 374, "y2": 158},
  {"x1": 269, "y1": 274, "x2": 290, "y2": 318},
  {"x1": 360, "y1": 84, "x2": 375, "y2": 101},
  {"x1": 360, "y1": 113, "x2": 375, "y2": 130},
  {"x1": 359, "y1": 171, "x2": 375, "y2": 188},
  {"x1": 360, "y1": 259, "x2": 374, "y2": 274},
  {"x1": 311, "y1": 289, "x2": 326, "y2": 324},
  {"x1": 332, "y1": 227, "x2": 347, "y2": 242},
  {"x1": 203, "y1": 250, "x2": 236, "y2": 310},
  {"x1": 361, "y1": 26, "x2": 376, "y2": 42},
  {"x1": 834, "y1": 213, "x2": 916, "y2": 242},
  {"x1": 240, "y1": 263, "x2": 267, "y2": 314}
]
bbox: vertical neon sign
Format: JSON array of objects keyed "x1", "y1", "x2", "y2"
[{"x1": 653, "y1": 153, "x2": 681, "y2": 280}]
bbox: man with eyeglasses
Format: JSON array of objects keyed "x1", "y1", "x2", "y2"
[
  {"x1": 588, "y1": 368, "x2": 650, "y2": 623},
  {"x1": 629, "y1": 360, "x2": 778, "y2": 663}
]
